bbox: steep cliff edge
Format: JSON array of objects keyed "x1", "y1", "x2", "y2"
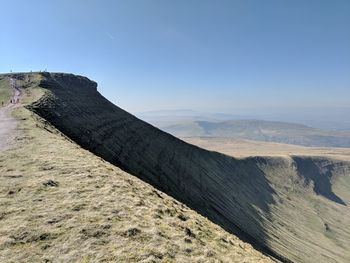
[
  {"x1": 0, "y1": 73, "x2": 273, "y2": 262},
  {"x1": 25, "y1": 72, "x2": 350, "y2": 262}
]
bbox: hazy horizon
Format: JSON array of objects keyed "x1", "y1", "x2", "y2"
[
  {"x1": 1, "y1": 0, "x2": 349, "y2": 120},
  {"x1": 135, "y1": 106, "x2": 350, "y2": 130}
]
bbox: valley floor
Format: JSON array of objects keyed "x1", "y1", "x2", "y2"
[{"x1": 182, "y1": 137, "x2": 350, "y2": 160}]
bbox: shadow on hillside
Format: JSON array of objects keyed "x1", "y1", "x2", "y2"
[
  {"x1": 28, "y1": 73, "x2": 293, "y2": 262},
  {"x1": 293, "y1": 157, "x2": 346, "y2": 206}
]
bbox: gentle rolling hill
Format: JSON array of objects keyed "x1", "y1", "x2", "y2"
[
  {"x1": 182, "y1": 137, "x2": 350, "y2": 160},
  {"x1": 151, "y1": 119, "x2": 350, "y2": 148},
  {"x1": 1, "y1": 72, "x2": 350, "y2": 263},
  {"x1": 137, "y1": 110, "x2": 350, "y2": 132}
]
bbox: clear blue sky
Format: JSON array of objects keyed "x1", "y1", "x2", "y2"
[{"x1": 1, "y1": 0, "x2": 349, "y2": 115}]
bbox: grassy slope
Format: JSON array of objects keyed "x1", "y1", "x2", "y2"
[
  {"x1": 260, "y1": 156, "x2": 350, "y2": 263},
  {"x1": 183, "y1": 138, "x2": 350, "y2": 262},
  {"x1": 0, "y1": 74, "x2": 272, "y2": 262},
  {"x1": 26, "y1": 73, "x2": 350, "y2": 263},
  {"x1": 0, "y1": 78, "x2": 11, "y2": 106}
]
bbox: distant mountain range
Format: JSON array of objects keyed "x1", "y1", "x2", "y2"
[
  {"x1": 137, "y1": 109, "x2": 350, "y2": 131},
  {"x1": 137, "y1": 111, "x2": 350, "y2": 147}
]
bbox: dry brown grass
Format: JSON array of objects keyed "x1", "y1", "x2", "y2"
[
  {"x1": 0, "y1": 77, "x2": 11, "y2": 105},
  {"x1": 182, "y1": 137, "x2": 350, "y2": 160}
]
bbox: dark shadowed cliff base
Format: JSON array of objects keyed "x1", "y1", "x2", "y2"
[{"x1": 17, "y1": 72, "x2": 350, "y2": 263}]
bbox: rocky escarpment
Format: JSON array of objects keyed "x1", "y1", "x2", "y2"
[{"x1": 28, "y1": 73, "x2": 350, "y2": 263}]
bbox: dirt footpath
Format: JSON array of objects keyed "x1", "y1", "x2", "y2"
[
  {"x1": 0, "y1": 106, "x2": 17, "y2": 151},
  {"x1": 0, "y1": 78, "x2": 21, "y2": 151}
]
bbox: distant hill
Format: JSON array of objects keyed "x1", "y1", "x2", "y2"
[
  {"x1": 137, "y1": 109, "x2": 350, "y2": 131},
  {"x1": 182, "y1": 137, "x2": 350, "y2": 159},
  {"x1": 157, "y1": 119, "x2": 350, "y2": 148}
]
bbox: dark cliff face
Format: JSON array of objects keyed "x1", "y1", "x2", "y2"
[
  {"x1": 39, "y1": 72, "x2": 98, "y2": 92},
  {"x1": 28, "y1": 73, "x2": 350, "y2": 263}
]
